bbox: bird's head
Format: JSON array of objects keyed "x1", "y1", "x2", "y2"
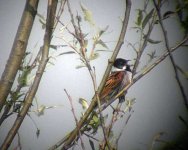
[{"x1": 113, "y1": 58, "x2": 130, "y2": 70}]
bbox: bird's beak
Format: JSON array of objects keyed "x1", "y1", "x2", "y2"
[{"x1": 126, "y1": 60, "x2": 131, "y2": 64}]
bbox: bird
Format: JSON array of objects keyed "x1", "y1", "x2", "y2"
[{"x1": 96, "y1": 58, "x2": 132, "y2": 109}]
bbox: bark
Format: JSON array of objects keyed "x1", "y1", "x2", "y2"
[
  {"x1": 0, "y1": 0, "x2": 39, "y2": 111},
  {"x1": 0, "y1": 0, "x2": 58, "y2": 149}
]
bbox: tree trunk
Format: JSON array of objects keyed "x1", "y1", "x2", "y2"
[{"x1": 0, "y1": 0, "x2": 39, "y2": 111}]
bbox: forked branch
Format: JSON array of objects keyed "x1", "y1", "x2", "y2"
[
  {"x1": 49, "y1": 0, "x2": 132, "y2": 149},
  {"x1": 153, "y1": 0, "x2": 188, "y2": 109}
]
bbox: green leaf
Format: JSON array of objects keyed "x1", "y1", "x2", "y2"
[
  {"x1": 10, "y1": 91, "x2": 24, "y2": 102},
  {"x1": 13, "y1": 103, "x2": 22, "y2": 112},
  {"x1": 50, "y1": 45, "x2": 58, "y2": 50},
  {"x1": 39, "y1": 19, "x2": 46, "y2": 29},
  {"x1": 124, "y1": 98, "x2": 136, "y2": 112},
  {"x1": 142, "y1": 8, "x2": 154, "y2": 29},
  {"x1": 136, "y1": 9, "x2": 143, "y2": 26},
  {"x1": 102, "y1": 114, "x2": 108, "y2": 124},
  {"x1": 37, "y1": 13, "x2": 45, "y2": 21},
  {"x1": 83, "y1": 39, "x2": 88, "y2": 48},
  {"x1": 80, "y1": 3, "x2": 95, "y2": 26},
  {"x1": 179, "y1": 115, "x2": 188, "y2": 129},
  {"x1": 90, "y1": 115, "x2": 98, "y2": 124},
  {"x1": 99, "y1": 25, "x2": 109, "y2": 37},
  {"x1": 96, "y1": 39, "x2": 108, "y2": 49},
  {"x1": 18, "y1": 67, "x2": 31, "y2": 87},
  {"x1": 36, "y1": 129, "x2": 40, "y2": 138},
  {"x1": 79, "y1": 98, "x2": 89, "y2": 109},
  {"x1": 89, "y1": 139, "x2": 95, "y2": 150},
  {"x1": 92, "y1": 115, "x2": 99, "y2": 123},
  {"x1": 76, "y1": 15, "x2": 82, "y2": 22},
  {"x1": 96, "y1": 49, "x2": 113, "y2": 52},
  {"x1": 176, "y1": 65, "x2": 188, "y2": 80},
  {"x1": 50, "y1": 45, "x2": 67, "y2": 50},
  {"x1": 37, "y1": 105, "x2": 46, "y2": 116},
  {"x1": 75, "y1": 64, "x2": 86, "y2": 69},
  {"x1": 147, "y1": 38, "x2": 161, "y2": 44},
  {"x1": 89, "y1": 53, "x2": 99, "y2": 61},
  {"x1": 37, "y1": 13, "x2": 46, "y2": 29},
  {"x1": 163, "y1": 11, "x2": 175, "y2": 19},
  {"x1": 88, "y1": 113, "x2": 100, "y2": 133},
  {"x1": 147, "y1": 50, "x2": 157, "y2": 60},
  {"x1": 58, "y1": 51, "x2": 76, "y2": 56}
]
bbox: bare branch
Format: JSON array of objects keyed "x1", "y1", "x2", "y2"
[
  {"x1": 115, "y1": 110, "x2": 133, "y2": 149},
  {"x1": 153, "y1": 0, "x2": 188, "y2": 110},
  {"x1": 64, "y1": 89, "x2": 85, "y2": 150},
  {"x1": 132, "y1": 10, "x2": 157, "y2": 75},
  {"x1": 0, "y1": 0, "x2": 39, "y2": 111},
  {"x1": 0, "y1": 1, "x2": 58, "y2": 149},
  {"x1": 53, "y1": 0, "x2": 67, "y2": 33}
]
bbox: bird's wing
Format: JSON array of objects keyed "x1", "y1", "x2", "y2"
[{"x1": 100, "y1": 71, "x2": 124, "y2": 101}]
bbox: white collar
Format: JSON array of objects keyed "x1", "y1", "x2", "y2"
[{"x1": 111, "y1": 66, "x2": 126, "y2": 72}]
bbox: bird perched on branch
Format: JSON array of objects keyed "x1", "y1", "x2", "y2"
[{"x1": 97, "y1": 58, "x2": 132, "y2": 109}]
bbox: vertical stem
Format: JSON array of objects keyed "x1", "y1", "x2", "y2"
[
  {"x1": 64, "y1": 89, "x2": 85, "y2": 150},
  {"x1": 153, "y1": 0, "x2": 188, "y2": 109},
  {"x1": 132, "y1": 11, "x2": 157, "y2": 75},
  {"x1": 0, "y1": 0, "x2": 39, "y2": 111},
  {"x1": 0, "y1": 1, "x2": 58, "y2": 149}
]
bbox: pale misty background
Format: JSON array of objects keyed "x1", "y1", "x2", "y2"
[{"x1": 0, "y1": 0, "x2": 188, "y2": 150}]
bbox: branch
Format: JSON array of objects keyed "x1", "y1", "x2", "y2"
[
  {"x1": 115, "y1": 110, "x2": 133, "y2": 149},
  {"x1": 67, "y1": 0, "x2": 80, "y2": 42},
  {"x1": 0, "y1": 0, "x2": 39, "y2": 111},
  {"x1": 53, "y1": 0, "x2": 67, "y2": 33},
  {"x1": 49, "y1": 0, "x2": 132, "y2": 149},
  {"x1": 0, "y1": 1, "x2": 58, "y2": 149},
  {"x1": 132, "y1": 10, "x2": 157, "y2": 75},
  {"x1": 0, "y1": 48, "x2": 41, "y2": 125},
  {"x1": 153, "y1": 0, "x2": 188, "y2": 110},
  {"x1": 101, "y1": 103, "x2": 122, "y2": 149},
  {"x1": 66, "y1": 1, "x2": 111, "y2": 149},
  {"x1": 64, "y1": 89, "x2": 85, "y2": 150}
]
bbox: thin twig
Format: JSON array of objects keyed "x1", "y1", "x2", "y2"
[
  {"x1": 67, "y1": 1, "x2": 111, "y2": 148},
  {"x1": 83, "y1": 133, "x2": 100, "y2": 142},
  {"x1": 101, "y1": 103, "x2": 122, "y2": 149},
  {"x1": 92, "y1": 65, "x2": 111, "y2": 150},
  {"x1": 132, "y1": 10, "x2": 157, "y2": 75},
  {"x1": 67, "y1": 0, "x2": 80, "y2": 42},
  {"x1": 56, "y1": 17, "x2": 76, "y2": 38},
  {"x1": 115, "y1": 110, "x2": 133, "y2": 149},
  {"x1": 64, "y1": 89, "x2": 85, "y2": 150},
  {"x1": 153, "y1": 0, "x2": 188, "y2": 110},
  {"x1": 14, "y1": 132, "x2": 22, "y2": 150},
  {"x1": 53, "y1": 0, "x2": 67, "y2": 32}
]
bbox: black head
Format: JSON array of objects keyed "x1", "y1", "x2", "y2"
[{"x1": 113, "y1": 58, "x2": 130, "y2": 69}]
